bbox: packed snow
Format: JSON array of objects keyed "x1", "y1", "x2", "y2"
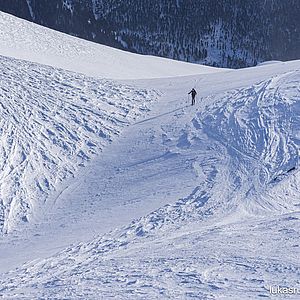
[{"x1": 0, "y1": 10, "x2": 300, "y2": 300}]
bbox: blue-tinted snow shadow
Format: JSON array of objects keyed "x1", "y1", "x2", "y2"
[{"x1": 134, "y1": 105, "x2": 189, "y2": 125}]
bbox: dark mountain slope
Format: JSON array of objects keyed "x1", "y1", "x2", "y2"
[{"x1": 1, "y1": 0, "x2": 299, "y2": 68}]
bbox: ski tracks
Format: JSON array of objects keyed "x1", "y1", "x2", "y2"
[{"x1": 200, "y1": 70, "x2": 300, "y2": 214}]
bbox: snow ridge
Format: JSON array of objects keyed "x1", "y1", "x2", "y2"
[{"x1": 0, "y1": 11, "x2": 220, "y2": 80}]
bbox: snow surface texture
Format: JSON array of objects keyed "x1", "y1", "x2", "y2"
[
  {"x1": 0, "y1": 11, "x2": 221, "y2": 80},
  {"x1": 0, "y1": 11, "x2": 300, "y2": 300},
  {"x1": 201, "y1": 71, "x2": 300, "y2": 215},
  {"x1": 1, "y1": 60, "x2": 300, "y2": 298},
  {"x1": 0, "y1": 55, "x2": 158, "y2": 233}
]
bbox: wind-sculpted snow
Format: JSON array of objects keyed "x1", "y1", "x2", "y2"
[
  {"x1": 1, "y1": 212, "x2": 299, "y2": 299},
  {"x1": 0, "y1": 55, "x2": 158, "y2": 234},
  {"x1": 1, "y1": 66, "x2": 299, "y2": 299},
  {"x1": 200, "y1": 71, "x2": 300, "y2": 213}
]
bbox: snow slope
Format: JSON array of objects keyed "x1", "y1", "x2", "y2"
[
  {"x1": 0, "y1": 58, "x2": 300, "y2": 299},
  {"x1": 0, "y1": 54, "x2": 159, "y2": 234},
  {"x1": 0, "y1": 11, "x2": 222, "y2": 79},
  {"x1": 201, "y1": 71, "x2": 300, "y2": 214}
]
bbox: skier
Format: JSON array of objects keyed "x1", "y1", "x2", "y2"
[{"x1": 188, "y1": 88, "x2": 197, "y2": 106}]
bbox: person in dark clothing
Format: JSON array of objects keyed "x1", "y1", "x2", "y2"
[{"x1": 188, "y1": 88, "x2": 197, "y2": 106}]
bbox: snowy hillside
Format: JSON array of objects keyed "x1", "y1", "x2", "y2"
[
  {"x1": 1, "y1": 57, "x2": 300, "y2": 298},
  {"x1": 201, "y1": 71, "x2": 300, "y2": 214},
  {"x1": 0, "y1": 11, "x2": 300, "y2": 300},
  {"x1": 0, "y1": 11, "x2": 220, "y2": 79},
  {"x1": 0, "y1": 55, "x2": 159, "y2": 234}
]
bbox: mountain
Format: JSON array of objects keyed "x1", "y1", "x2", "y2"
[
  {"x1": 0, "y1": 10, "x2": 300, "y2": 300},
  {"x1": 1, "y1": 0, "x2": 299, "y2": 68}
]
